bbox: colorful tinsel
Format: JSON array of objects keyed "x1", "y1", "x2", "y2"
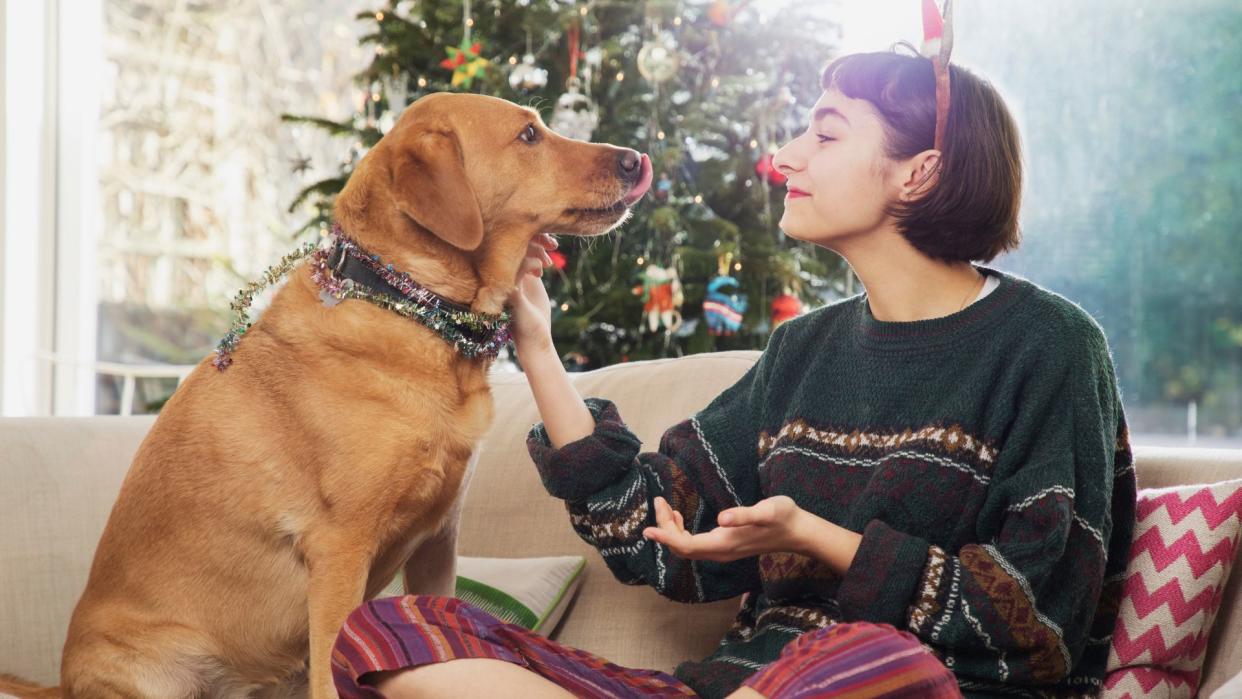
[
  {"x1": 309, "y1": 224, "x2": 512, "y2": 359},
  {"x1": 212, "y1": 224, "x2": 512, "y2": 371},
  {"x1": 213, "y1": 241, "x2": 320, "y2": 371}
]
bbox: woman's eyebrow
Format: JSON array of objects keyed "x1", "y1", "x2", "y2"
[{"x1": 813, "y1": 106, "x2": 851, "y2": 127}]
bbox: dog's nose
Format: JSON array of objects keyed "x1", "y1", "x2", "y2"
[{"x1": 618, "y1": 149, "x2": 641, "y2": 177}]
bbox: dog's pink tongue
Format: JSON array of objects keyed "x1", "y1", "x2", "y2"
[{"x1": 622, "y1": 154, "x2": 653, "y2": 206}]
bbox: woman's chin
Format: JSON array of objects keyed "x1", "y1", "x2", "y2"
[{"x1": 778, "y1": 216, "x2": 809, "y2": 241}]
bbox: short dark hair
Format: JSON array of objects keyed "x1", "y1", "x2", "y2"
[{"x1": 820, "y1": 48, "x2": 1023, "y2": 264}]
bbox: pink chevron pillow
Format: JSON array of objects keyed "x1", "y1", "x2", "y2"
[{"x1": 1103, "y1": 478, "x2": 1242, "y2": 699}]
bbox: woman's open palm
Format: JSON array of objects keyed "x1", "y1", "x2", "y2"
[{"x1": 642, "y1": 495, "x2": 804, "y2": 563}]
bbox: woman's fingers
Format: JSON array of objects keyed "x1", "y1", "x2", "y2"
[
  {"x1": 650, "y1": 497, "x2": 686, "y2": 538},
  {"x1": 657, "y1": 497, "x2": 678, "y2": 531},
  {"x1": 529, "y1": 235, "x2": 558, "y2": 256},
  {"x1": 719, "y1": 500, "x2": 779, "y2": 527},
  {"x1": 645, "y1": 501, "x2": 705, "y2": 556},
  {"x1": 523, "y1": 241, "x2": 555, "y2": 269},
  {"x1": 517, "y1": 255, "x2": 544, "y2": 279}
]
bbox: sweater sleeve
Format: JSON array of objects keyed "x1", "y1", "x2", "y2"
[
  {"x1": 525, "y1": 324, "x2": 787, "y2": 603},
  {"x1": 834, "y1": 326, "x2": 1137, "y2": 687}
]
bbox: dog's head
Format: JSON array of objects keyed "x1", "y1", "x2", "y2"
[{"x1": 366, "y1": 92, "x2": 652, "y2": 252}]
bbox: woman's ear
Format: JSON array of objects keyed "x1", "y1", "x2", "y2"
[
  {"x1": 897, "y1": 149, "x2": 942, "y2": 202},
  {"x1": 388, "y1": 127, "x2": 485, "y2": 252}
]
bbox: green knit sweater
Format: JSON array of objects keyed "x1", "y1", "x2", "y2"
[{"x1": 527, "y1": 265, "x2": 1136, "y2": 698}]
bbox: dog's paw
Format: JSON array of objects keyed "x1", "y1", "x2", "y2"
[{"x1": 471, "y1": 285, "x2": 510, "y2": 316}]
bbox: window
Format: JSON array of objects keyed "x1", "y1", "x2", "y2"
[
  {"x1": 953, "y1": 0, "x2": 1241, "y2": 447},
  {"x1": 1, "y1": 0, "x2": 372, "y2": 415}
]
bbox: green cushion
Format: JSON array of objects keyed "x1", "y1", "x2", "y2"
[{"x1": 379, "y1": 555, "x2": 587, "y2": 636}]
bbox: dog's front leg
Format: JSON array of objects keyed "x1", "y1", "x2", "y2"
[
  {"x1": 402, "y1": 517, "x2": 459, "y2": 597},
  {"x1": 403, "y1": 448, "x2": 477, "y2": 598},
  {"x1": 471, "y1": 234, "x2": 531, "y2": 315},
  {"x1": 305, "y1": 534, "x2": 372, "y2": 699}
]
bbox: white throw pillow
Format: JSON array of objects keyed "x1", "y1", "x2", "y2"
[{"x1": 379, "y1": 555, "x2": 586, "y2": 636}]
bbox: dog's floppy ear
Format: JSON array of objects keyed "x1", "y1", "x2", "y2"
[{"x1": 389, "y1": 127, "x2": 484, "y2": 252}]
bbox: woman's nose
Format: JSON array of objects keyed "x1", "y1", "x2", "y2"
[{"x1": 772, "y1": 137, "x2": 801, "y2": 176}]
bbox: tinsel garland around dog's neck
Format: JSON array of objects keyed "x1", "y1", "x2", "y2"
[{"x1": 212, "y1": 224, "x2": 512, "y2": 371}]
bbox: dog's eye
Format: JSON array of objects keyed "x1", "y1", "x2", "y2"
[{"x1": 518, "y1": 124, "x2": 541, "y2": 144}]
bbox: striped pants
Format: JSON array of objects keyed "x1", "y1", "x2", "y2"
[{"x1": 332, "y1": 595, "x2": 962, "y2": 699}]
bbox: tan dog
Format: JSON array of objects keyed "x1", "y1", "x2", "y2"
[{"x1": 0, "y1": 92, "x2": 652, "y2": 699}]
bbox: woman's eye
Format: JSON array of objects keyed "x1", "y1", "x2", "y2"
[
  {"x1": 816, "y1": 134, "x2": 836, "y2": 144},
  {"x1": 519, "y1": 124, "x2": 540, "y2": 144}
]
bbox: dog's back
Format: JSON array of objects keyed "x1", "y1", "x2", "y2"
[{"x1": 52, "y1": 349, "x2": 325, "y2": 697}]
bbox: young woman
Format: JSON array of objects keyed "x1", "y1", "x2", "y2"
[{"x1": 332, "y1": 48, "x2": 1136, "y2": 699}]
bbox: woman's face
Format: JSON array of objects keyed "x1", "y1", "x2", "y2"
[{"x1": 772, "y1": 89, "x2": 898, "y2": 247}]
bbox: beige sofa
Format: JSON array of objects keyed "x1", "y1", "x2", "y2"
[{"x1": 3, "y1": 350, "x2": 1241, "y2": 696}]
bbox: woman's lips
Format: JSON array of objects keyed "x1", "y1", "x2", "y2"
[{"x1": 786, "y1": 187, "x2": 810, "y2": 199}]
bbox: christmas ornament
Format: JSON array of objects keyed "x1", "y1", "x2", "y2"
[
  {"x1": 550, "y1": 77, "x2": 598, "y2": 141},
  {"x1": 771, "y1": 289, "x2": 804, "y2": 328},
  {"x1": 508, "y1": 52, "x2": 548, "y2": 91},
  {"x1": 703, "y1": 275, "x2": 748, "y2": 336},
  {"x1": 637, "y1": 33, "x2": 680, "y2": 83},
  {"x1": 440, "y1": 39, "x2": 490, "y2": 88},
  {"x1": 754, "y1": 153, "x2": 786, "y2": 186},
  {"x1": 548, "y1": 250, "x2": 567, "y2": 271},
  {"x1": 549, "y1": 22, "x2": 598, "y2": 141},
  {"x1": 632, "y1": 264, "x2": 684, "y2": 334},
  {"x1": 654, "y1": 172, "x2": 673, "y2": 202}
]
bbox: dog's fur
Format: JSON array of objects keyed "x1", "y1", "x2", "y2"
[{"x1": 0, "y1": 93, "x2": 649, "y2": 699}]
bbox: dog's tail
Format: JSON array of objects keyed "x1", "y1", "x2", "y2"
[{"x1": 0, "y1": 673, "x2": 62, "y2": 699}]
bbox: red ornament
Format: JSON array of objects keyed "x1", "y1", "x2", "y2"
[
  {"x1": 549, "y1": 250, "x2": 567, "y2": 271},
  {"x1": 708, "y1": 0, "x2": 755, "y2": 27},
  {"x1": 771, "y1": 292, "x2": 803, "y2": 327},
  {"x1": 755, "y1": 154, "x2": 787, "y2": 186}
]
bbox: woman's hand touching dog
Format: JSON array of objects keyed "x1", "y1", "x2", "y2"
[{"x1": 508, "y1": 233, "x2": 558, "y2": 357}]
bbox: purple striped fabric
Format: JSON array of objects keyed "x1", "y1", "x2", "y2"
[
  {"x1": 742, "y1": 622, "x2": 962, "y2": 699},
  {"x1": 332, "y1": 595, "x2": 695, "y2": 698},
  {"x1": 332, "y1": 595, "x2": 960, "y2": 698}
]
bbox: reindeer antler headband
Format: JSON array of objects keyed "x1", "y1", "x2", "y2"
[{"x1": 921, "y1": 0, "x2": 954, "y2": 152}]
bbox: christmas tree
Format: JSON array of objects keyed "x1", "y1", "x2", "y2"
[{"x1": 284, "y1": 0, "x2": 852, "y2": 369}]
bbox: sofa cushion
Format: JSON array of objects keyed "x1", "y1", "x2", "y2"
[{"x1": 1104, "y1": 479, "x2": 1242, "y2": 698}]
